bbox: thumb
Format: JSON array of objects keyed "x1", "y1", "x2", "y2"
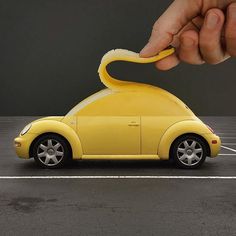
[{"x1": 140, "y1": 0, "x2": 201, "y2": 57}]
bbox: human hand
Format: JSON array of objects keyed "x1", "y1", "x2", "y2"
[{"x1": 140, "y1": 0, "x2": 236, "y2": 70}]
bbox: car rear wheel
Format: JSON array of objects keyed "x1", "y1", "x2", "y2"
[
  {"x1": 171, "y1": 135, "x2": 207, "y2": 169},
  {"x1": 32, "y1": 134, "x2": 71, "y2": 168}
]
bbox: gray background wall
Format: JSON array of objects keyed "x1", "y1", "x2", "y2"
[{"x1": 0, "y1": 0, "x2": 235, "y2": 116}]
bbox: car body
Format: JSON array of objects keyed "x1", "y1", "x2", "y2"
[
  {"x1": 14, "y1": 48, "x2": 221, "y2": 168},
  {"x1": 14, "y1": 85, "x2": 221, "y2": 168}
]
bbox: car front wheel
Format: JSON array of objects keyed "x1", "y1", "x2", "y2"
[
  {"x1": 171, "y1": 135, "x2": 207, "y2": 169},
  {"x1": 32, "y1": 134, "x2": 71, "y2": 168}
]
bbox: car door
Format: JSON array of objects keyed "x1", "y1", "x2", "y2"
[{"x1": 77, "y1": 116, "x2": 140, "y2": 155}]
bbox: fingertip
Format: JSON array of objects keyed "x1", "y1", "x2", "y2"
[
  {"x1": 206, "y1": 8, "x2": 225, "y2": 24},
  {"x1": 140, "y1": 43, "x2": 156, "y2": 57},
  {"x1": 155, "y1": 54, "x2": 180, "y2": 71},
  {"x1": 140, "y1": 32, "x2": 172, "y2": 57}
]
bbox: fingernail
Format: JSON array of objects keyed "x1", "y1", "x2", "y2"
[
  {"x1": 182, "y1": 37, "x2": 195, "y2": 47},
  {"x1": 206, "y1": 12, "x2": 220, "y2": 29}
]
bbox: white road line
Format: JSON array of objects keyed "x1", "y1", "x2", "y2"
[
  {"x1": 222, "y1": 143, "x2": 236, "y2": 145},
  {"x1": 217, "y1": 133, "x2": 236, "y2": 135},
  {"x1": 0, "y1": 176, "x2": 235, "y2": 179},
  {"x1": 219, "y1": 154, "x2": 236, "y2": 156},
  {"x1": 221, "y1": 145, "x2": 236, "y2": 153},
  {"x1": 220, "y1": 137, "x2": 236, "y2": 139}
]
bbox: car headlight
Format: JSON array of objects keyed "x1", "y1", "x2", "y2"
[{"x1": 20, "y1": 124, "x2": 32, "y2": 136}]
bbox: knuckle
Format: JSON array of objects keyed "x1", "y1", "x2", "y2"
[{"x1": 152, "y1": 21, "x2": 160, "y2": 32}]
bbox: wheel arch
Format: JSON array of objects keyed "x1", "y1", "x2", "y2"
[
  {"x1": 168, "y1": 133, "x2": 211, "y2": 160},
  {"x1": 158, "y1": 120, "x2": 211, "y2": 160},
  {"x1": 29, "y1": 132, "x2": 73, "y2": 159},
  {"x1": 28, "y1": 120, "x2": 83, "y2": 159}
]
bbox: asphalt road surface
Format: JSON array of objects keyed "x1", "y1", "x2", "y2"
[{"x1": 0, "y1": 117, "x2": 235, "y2": 236}]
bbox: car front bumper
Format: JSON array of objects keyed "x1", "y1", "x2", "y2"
[{"x1": 14, "y1": 133, "x2": 38, "y2": 159}]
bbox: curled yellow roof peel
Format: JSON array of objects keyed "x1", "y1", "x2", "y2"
[{"x1": 98, "y1": 47, "x2": 175, "y2": 91}]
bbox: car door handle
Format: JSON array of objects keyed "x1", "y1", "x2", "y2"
[{"x1": 128, "y1": 122, "x2": 140, "y2": 127}]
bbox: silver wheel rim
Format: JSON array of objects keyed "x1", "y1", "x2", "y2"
[
  {"x1": 37, "y1": 139, "x2": 64, "y2": 166},
  {"x1": 177, "y1": 139, "x2": 203, "y2": 166}
]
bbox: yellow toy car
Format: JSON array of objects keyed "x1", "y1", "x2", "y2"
[{"x1": 14, "y1": 48, "x2": 221, "y2": 169}]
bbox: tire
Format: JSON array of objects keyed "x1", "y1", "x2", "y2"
[
  {"x1": 171, "y1": 135, "x2": 207, "y2": 169},
  {"x1": 32, "y1": 134, "x2": 71, "y2": 169}
]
